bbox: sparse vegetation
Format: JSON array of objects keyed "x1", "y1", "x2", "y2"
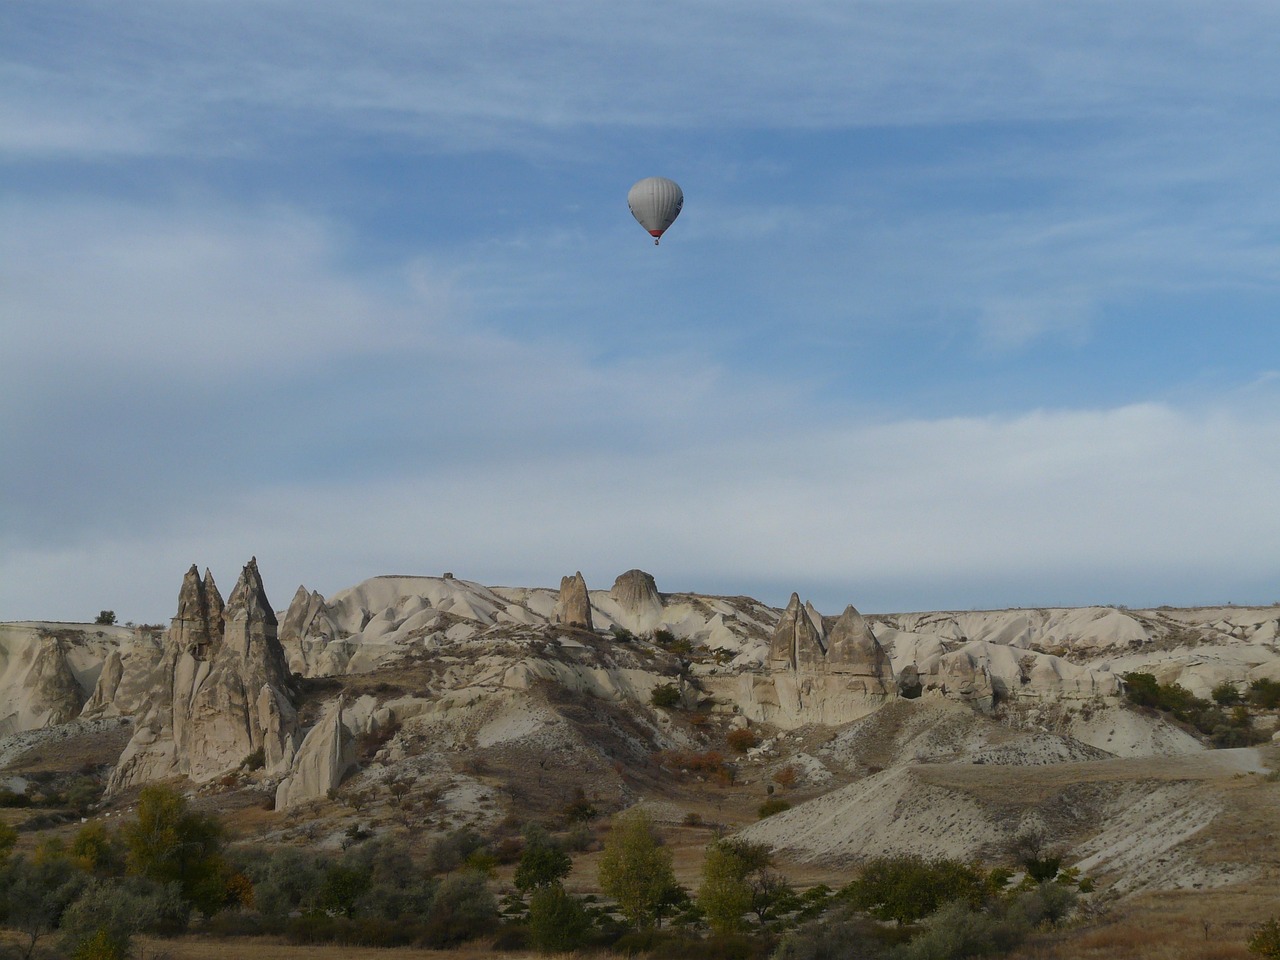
[
  {"x1": 1122, "y1": 671, "x2": 1270, "y2": 746},
  {"x1": 94, "y1": 611, "x2": 117, "y2": 626},
  {"x1": 651, "y1": 683, "x2": 682, "y2": 708}
]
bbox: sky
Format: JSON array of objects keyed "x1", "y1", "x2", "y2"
[{"x1": 3, "y1": 2, "x2": 1280, "y2": 623}]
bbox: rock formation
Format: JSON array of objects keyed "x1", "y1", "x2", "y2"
[
  {"x1": 768, "y1": 593, "x2": 827, "y2": 672},
  {"x1": 555, "y1": 571, "x2": 594, "y2": 630},
  {"x1": 275, "y1": 697, "x2": 356, "y2": 809},
  {"x1": 609, "y1": 569, "x2": 664, "y2": 633},
  {"x1": 279, "y1": 585, "x2": 343, "y2": 675},
  {"x1": 825, "y1": 605, "x2": 894, "y2": 693},
  {"x1": 108, "y1": 559, "x2": 299, "y2": 793},
  {"x1": 0, "y1": 633, "x2": 86, "y2": 734}
]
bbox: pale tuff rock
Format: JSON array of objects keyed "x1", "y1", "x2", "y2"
[
  {"x1": 556, "y1": 572, "x2": 594, "y2": 630},
  {"x1": 825, "y1": 606, "x2": 894, "y2": 693},
  {"x1": 81, "y1": 634, "x2": 166, "y2": 719},
  {"x1": 609, "y1": 569, "x2": 664, "y2": 633},
  {"x1": 108, "y1": 559, "x2": 299, "y2": 794},
  {"x1": 279, "y1": 585, "x2": 343, "y2": 675},
  {"x1": 275, "y1": 697, "x2": 357, "y2": 809},
  {"x1": 769, "y1": 594, "x2": 825, "y2": 672},
  {"x1": 0, "y1": 635, "x2": 86, "y2": 734}
]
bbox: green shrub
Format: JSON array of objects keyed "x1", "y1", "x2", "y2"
[
  {"x1": 1250, "y1": 918, "x2": 1280, "y2": 959},
  {"x1": 841, "y1": 855, "x2": 989, "y2": 926},
  {"x1": 651, "y1": 684, "x2": 682, "y2": 709},
  {"x1": 1249, "y1": 679, "x2": 1280, "y2": 709},
  {"x1": 1212, "y1": 682, "x2": 1243, "y2": 705},
  {"x1": 757, "y1": 799, "x2": 791, "y2": 819},
  {"x1": 528, "y1": 884, "x2": 592, "y2": 953}
]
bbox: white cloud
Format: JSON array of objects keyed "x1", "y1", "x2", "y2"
[{"x1": 7, "y1": 398, "x2": 1276, "y2": 621}]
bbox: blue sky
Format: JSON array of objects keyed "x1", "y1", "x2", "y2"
[{"x1": 3, "y1": 2, "x2": 1279, "y2": 622}]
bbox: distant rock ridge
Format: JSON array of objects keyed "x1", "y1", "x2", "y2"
[
  {"x1": 556, "y1": 571, "x2": 594, "y2": 630},
  {"x1": 108, "y1": 558, "x2": 299, "y2": 794}
]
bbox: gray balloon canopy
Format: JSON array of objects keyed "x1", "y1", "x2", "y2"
[{"x1": 628, "y1": 177, "x2": 684, "y2": 245}]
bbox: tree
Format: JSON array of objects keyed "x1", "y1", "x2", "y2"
[
  {"x1": 0, "y1": 820, "x2": 16, "y2": 863},
  {"x1": 598, "y1": 810, "x2": 682, "y2": 930},
  {"x1": 94, "y1": 611, "x2": 117, "y2": 626},
  {"x1": 122, "y1": 784, "x2": 227, "y2": 914},
  {"x1": 513, "y1": 828, "x2": 571, "y2": 893},
  {"x1": 697, "y1": 838, "x2": 786, "y2": 934},
  {"x1": 0, "y1": 855, "x2": 88, "y2": 960},
  {"x1": 528, "y1": 884, "x2": 593, "y2": 954},
  {"x1": 420, "y1": 870, "x2": 498, "y2": 947}
]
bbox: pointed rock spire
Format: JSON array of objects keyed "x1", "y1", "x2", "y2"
[
  {"x1": 556, "y1": 571, "x2": 594, "y2": 630},
  {"x1": 826, "y1": 605, "x2": 892, "y2": 685},
  {"x1": 769, "y1": 593, "x2": 824, "y2": 671}
]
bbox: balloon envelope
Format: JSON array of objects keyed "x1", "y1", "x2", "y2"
[{"x1": 628, "y1": 177, "x2": 683, "y2": 244}]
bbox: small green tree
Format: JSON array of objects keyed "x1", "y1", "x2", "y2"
[
  {"x1": 528, "y1": 884, "x2": 592, "y2": 954},
  {"x1": 697, "y1": 837, "x2": 789, "y2": 934},
  {"x1": 94, "y1": 611, "x2": 117, "y2": 626},
  {"x1": 598, "y1": 810, "x2": 681, "y2": 930},
  {"x1": 122, "y1": 784, "x2": 227, "y2": 914},
  {"x1": 514, "y1": 829, "x2": 571, "y2": 893}
]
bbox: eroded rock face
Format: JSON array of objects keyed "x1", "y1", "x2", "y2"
[
  {"x1": 108, "y1": 559, "x2": 299, "y2": 794},
  {"x1": 556, "y1": 572, "x2": 594, "y2": 630},
  {"x1": 610, "y1": 569, "x2": 663, "y2": 633},
  {"x1": 279, "y1": 586, "x2": 343, "y2": 675},
  {"x1": 769, "y1": 594, "x2": 826, "y2": 672},
  {"x1": 275, "y1": 697, "x2": 356, "y2": 809},
  {"x1": 826, "y1": 605, "x2": 894, "y2": 693}
]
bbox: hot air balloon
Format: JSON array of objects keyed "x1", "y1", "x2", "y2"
[{"x1": 628, "y1": 177, "x2": 683, "y2": 245}]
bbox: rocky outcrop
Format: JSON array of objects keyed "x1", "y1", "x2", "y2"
[
  {"x1": 275, "y1": 697, "x2": 356, "y2": 809},
  {"x1": 108, "y1": 559, "x2": 299, "y2": 793},
  {"x1": 769, "y1": 594, "x2": 825, "y2": 672},
  {"x1": 279, "y1": 585, "x2": 343, "y2": 675},
  {"x1": 555, "y1": 572, "x2": 594, "y2": 630},
  {"x1": 609, "y1": 569, "x2": 664, "y2": 633},
  {"x1": 825, "y1": 606, "x2": 894, "y2": 693}
]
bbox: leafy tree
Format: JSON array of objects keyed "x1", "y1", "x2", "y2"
[
  {"x1": 59, "y1": 876, "x2": 190, "y2": 959},
  {"x1": 122, "y1": 784, "x2": 227, "y2": 913},
  {"x1": 71, "y1": 822, "x2": 126, "y2": 876},
  {"x1": 0, "y1": 855, "x2": 89, "y2": 960},
  {"x1": 514, "y1": 827, "x2": 571, "y2": 893},
  {"x1": 598, "y1": 810, "x2": 682, "y2": 930},
  {"x1": 698, "y1": 837, "x2": 790, "y2": 934},
  {"x1": 94, "y1": 611, "x2": 117, "y2": 626},
  {"x1": 528, "y1": 884, "x2": 593, "y2": 953},
  {"x1": 420, "y1": 870, "x2": 498, "y2": 947},
  {"x1": 318, "y1": 863, "x2": 369, "y2": 918}
]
